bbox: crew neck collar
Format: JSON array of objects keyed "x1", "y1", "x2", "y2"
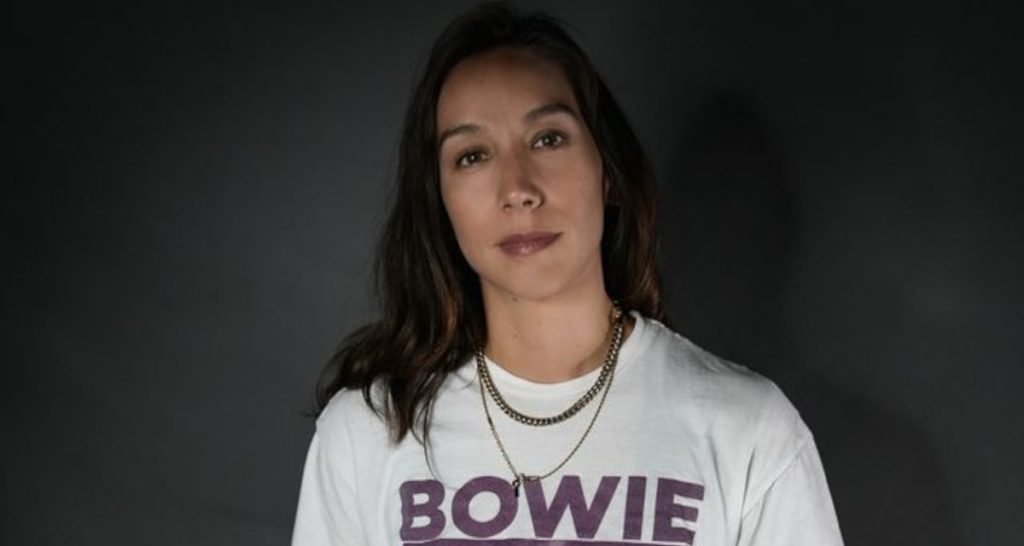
[{"x1": 478, "y1": 310, "x2": 651, "y2": 399}]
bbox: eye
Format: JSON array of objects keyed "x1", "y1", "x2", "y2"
[
  {"x1": 532, "y1": 131, "x2": 567, "y2": 149},
  {"x1": 455, "y1": 149, "x2": 487, "y2": 169}
]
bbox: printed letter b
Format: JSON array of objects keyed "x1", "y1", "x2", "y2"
[{"x1": 400, "y1": 480, "x2": 446, "y2": 541}]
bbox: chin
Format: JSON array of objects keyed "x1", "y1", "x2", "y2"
[
  {"x1": 479, "y1": 244, "x2": 605, "y2": 297},
  {"x1": 482, "y1": 264, "x2": 596, "y2": 304}
]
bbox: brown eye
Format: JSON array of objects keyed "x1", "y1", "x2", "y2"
[
  {"x1": 532, "y1": 131, "x2": 566, "y2": 149},
  {"x1": 456, "y1": 150, "x2": 487, "y2": 168}
]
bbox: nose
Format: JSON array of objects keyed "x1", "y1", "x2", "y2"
[{"x1": 498, "y1": 151, "x2": 543, "y2": 211}]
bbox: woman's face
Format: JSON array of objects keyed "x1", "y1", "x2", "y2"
[{"x1": 436, "y1": 47, "x2": 606, "y2": 304}]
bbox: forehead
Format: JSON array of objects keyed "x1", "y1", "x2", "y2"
[{"x1": 436, "y1": 48, "x2": 578, "y2": 126}]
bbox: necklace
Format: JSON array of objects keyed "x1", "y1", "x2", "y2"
[
  {"x1": 476, "y1": 305, "x2": 627, "y2": 497},
  {"x1": 474, "y1": 305, "x2": 626, "y2": 426},
  {"x1": 478, "y1": 350, "x2": 619, "y2": 497}
]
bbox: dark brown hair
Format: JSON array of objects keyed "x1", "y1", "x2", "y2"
[{"x1": 316, "y1": 2, "x2": 665, "y2": 444}]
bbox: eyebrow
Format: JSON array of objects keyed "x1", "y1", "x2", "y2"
[
  {"x1": 437, "y1": 102, "x2": 579, "y2": 148},
  {"x1": 524, "y1": 102, "x2": 578, "y2": 123}
]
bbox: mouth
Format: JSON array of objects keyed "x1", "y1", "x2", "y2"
[{"x1": 497, "y1": 231, "x2": 562, "y2": 257}]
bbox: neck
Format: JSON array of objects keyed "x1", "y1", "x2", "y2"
[{"x1": 481, "y1": 288, "x2": 632, "y2": 384}]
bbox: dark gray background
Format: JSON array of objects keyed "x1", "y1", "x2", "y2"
[{"x1": 5, "y1": 0, "x2": 1022, "y2": 544}]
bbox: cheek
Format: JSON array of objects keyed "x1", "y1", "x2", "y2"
[
  {"x1": 441, "y1": 184, "x2": 489, "y2": 256},
  {"x1": 559, "y1": 154, "x2": 605, "y2": 231},
  {"x1": 576, "y1": 192, "x2": 607, "y2": 249}
]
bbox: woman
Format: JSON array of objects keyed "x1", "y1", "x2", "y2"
[{"x1": 292, "y1": 3, "x2": 843, "y2": 545}]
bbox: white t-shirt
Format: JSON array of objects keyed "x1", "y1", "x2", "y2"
[{"x1": 291, "y1": 312, "x2": 844, "y2": 545}]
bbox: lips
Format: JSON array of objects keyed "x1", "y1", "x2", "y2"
[{"x1": 497, "y1": 231, "x2": 561, "y2": 256}]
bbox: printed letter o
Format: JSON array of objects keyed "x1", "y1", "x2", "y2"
[{"x1": 451, "y1": 476, "x2": 518, "y2": 538}]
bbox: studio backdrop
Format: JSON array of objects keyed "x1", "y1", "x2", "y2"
[{"x1": 5, "y1": 1, "x2": 1022, "y2": 545}]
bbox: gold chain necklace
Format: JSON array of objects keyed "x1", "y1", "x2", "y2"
[
  {"x1": 474, "y1": 305, "x2": 625, "y2": 426},
  {"x1": 476, "y1": 306, "x2": 627, "y2": 497}
]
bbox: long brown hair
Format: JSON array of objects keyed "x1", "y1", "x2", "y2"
[{"x1": 316, "y1": 2, "x2": 665, "y2": 444}]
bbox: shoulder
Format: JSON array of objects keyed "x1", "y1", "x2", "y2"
[
  {"x1": 315, "y1": 386, "x2": 393, "y2": 456},
  {"x1": 636, "y1": 314, "x2": 810, "y2": 448},
  {"x1": 638, "y1": 316, "x2": 814, "y2": 494},
  {"x1": 641, "y1": 317, "x2": 792, "y2": 406}
]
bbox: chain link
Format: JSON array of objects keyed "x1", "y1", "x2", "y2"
[
  {"x1": 476, "y1": 305, "x2": 627, "y2": 496},
  {"x1": 474, "y1": 305, "x2": 625, "y2": 426}
]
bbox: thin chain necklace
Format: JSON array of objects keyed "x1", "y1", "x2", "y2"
[
  {"x1": 476, "y1": 306, "x2": 627, "y2": 497},
  {"x1": 474, "y1": 305, "x2": 625, "y2": 426}
]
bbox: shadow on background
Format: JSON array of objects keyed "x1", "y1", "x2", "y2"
[{"x1": 657, "y1": 91, "x2": 964, "y2": 546}]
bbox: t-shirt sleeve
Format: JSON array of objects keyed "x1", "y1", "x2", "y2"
[
  {"x1": 737, "y1": 418, "x2": 844, "y2": 546},
  {"x1": 291, "y1": 422, "x2": 366, "y2": 546}
]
